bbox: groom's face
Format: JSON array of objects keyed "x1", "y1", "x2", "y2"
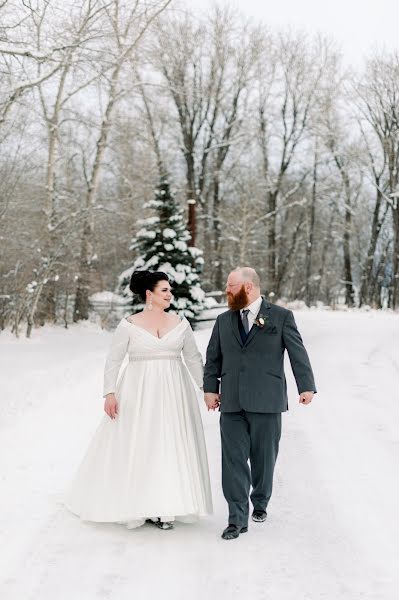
[{"x1": 226, "y1": 275, "x2": 249, "y2": 311}]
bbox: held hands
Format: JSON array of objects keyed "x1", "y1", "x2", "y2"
[
  {"x1": 204, "y1": 392, "x2": 220, "y2": 411},
  {"x1": 104, "y1": 393, "x2": 118, "y2": 419},
  {"x1": 299, "y1": 391, "x2": 314, "y2": 405}
]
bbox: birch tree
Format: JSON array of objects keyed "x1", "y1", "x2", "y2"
[{"x1": 73, "y1": 0, "x2": 172, "y2": 321}]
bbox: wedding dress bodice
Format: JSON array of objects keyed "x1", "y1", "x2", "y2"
[{"x1": 103, "y1": 317, "x2": 203, "y2": 396}]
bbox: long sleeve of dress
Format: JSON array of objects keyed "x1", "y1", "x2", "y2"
[
  {"x1": 182, "y1": 323, "x2": 204, "y2": 389},
  {"x1": 103, "y1": 319, "x2": 130, "y2": 396}
]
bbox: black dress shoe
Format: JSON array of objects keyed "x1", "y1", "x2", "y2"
[
  {"x1": 221, "y1": 524, "x2": 248, "y2": 540},
  {"x1": 252, "y1": 510, "x2": 267, "y2": 522}
]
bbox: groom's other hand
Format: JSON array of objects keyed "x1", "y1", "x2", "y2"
[
  {"x1": 299, "y1": 391, "x2": 314, "y2": 405},
  {"x1": 204, "y1": 392, "x2": 220, "y2": 411}
]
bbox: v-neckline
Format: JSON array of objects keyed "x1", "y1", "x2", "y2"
[{"x1": 125, "y1": 317, "x2": 185, "y2": 340}]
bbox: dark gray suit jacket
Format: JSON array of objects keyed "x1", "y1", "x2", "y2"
[{"x1": 203, "y1": 298, "x2": 316, "y2": 413}]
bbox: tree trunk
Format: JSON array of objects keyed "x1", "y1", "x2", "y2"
[
  {"x1": 184, "y1": 142, "x2": 197, "y2": 246},
  {"x1": 73, "y1": 63, "x2": 121, "y2": 321},
  {"x1": 332, "y1": 155, "x2": 355, "y2": 307},
  {"x1": 187, "y1": 199, "x2": 196, "y2": 247},
  {"x1": 314, "y1": 209, "x2": 336, "y2": 302},
  {"x1": 73, "y1": 220, "x2": 95, "y2": 321},
  {"x1": 359, "y1": 188, "x2": 384, "y2": 306},
  {"x1": 392, "y1": 204, "x2": 399, "y2": 309},
  {"x1": 305, "y1": 145, "x2": 317, "y2": 306},
  {"x1": 211, "y1": 174, "x2": 224, "y2": 290},
  {"x1": 343, "y1": 202, "x2": 355, "y2": 306},
  {"x1": 275, "y1": 211, "x2": 305, "y2": 298},
  {"x1": 266, "y1": 190, "x2": 277, "y2": 294}
]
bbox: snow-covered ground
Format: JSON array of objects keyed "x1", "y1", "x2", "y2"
[{"x1": 1, "y1": 310, "x2": 399, "y2": 600}]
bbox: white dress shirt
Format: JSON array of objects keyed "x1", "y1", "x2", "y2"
[{"x1": 240, "y1": 295, "x2": 263, "y2": 332}]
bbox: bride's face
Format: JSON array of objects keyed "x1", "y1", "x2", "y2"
[{"x1": 149, "y1": 280, "x2": 173, "y2": 309}]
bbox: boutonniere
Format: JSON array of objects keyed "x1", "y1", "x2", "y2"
[{"x1": 254, "y1": 313, "x2": 267, "y2": 328}]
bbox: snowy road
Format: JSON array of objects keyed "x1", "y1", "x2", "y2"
[{"x1": 1, "y1": 311, "x2": 399, "y2": 600}]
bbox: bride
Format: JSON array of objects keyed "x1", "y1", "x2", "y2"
[{"x1": 65, "y1": 270, "x2": 213, "y2": 530}]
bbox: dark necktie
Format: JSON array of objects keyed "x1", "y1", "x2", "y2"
[{"x1": 241, "y1": 309, "x2": 250, "y2": 335}]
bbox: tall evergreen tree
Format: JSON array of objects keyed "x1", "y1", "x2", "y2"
[{"x1": 119, "y1": 176, "x2": 207, "y2": 318}]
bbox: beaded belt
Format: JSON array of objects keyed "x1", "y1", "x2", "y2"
[{"x1": 129, "y1": 355, "x2": 182, "y2": 361}]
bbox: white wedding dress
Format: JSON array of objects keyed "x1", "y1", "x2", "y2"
[{"x1": 65, "y1": 317, "x2": 213, "y2": 528}]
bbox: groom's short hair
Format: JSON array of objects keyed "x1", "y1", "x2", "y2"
[{"x1": 234, "y1": 267, "x2": 260, "y2": 288}]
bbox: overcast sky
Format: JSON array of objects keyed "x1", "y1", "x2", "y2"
[{"x1": 187, "y1": 0, "x2": 399, "y2": 66}]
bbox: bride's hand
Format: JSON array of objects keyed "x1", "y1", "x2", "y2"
[
  {"x1": 204, "y1": 392, "x2": 220, "y2": 411},
  {"x1": 104, "y1": 393, "x2": 118, "y2": 419}
]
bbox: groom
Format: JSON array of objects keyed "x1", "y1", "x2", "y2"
[{"x1": 203, "y1": 267, "x2": 316, "y2": 540}]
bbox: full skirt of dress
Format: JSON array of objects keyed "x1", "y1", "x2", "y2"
[{"x1": 65, "y1": 356, "x2": 213, "y2": 529}]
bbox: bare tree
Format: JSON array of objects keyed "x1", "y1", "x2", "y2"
[
  {"x1": 304, "y1": 140, "x2": 318, "y2": 305},
  {"x1": 73, "y1": 0, "x2": 172, "y2": 321},
  {"x1": 257, "y1": 33, "x2": 338, "y2": 296},
  {"x1": 323, "y1": 121, "x2": 361, "y2": 306},
  {"x1": 355, "y1": 52, "x2": 399, "y2": 307},
  {"x1": 0, "y1": 0, "x2": 64, "y2": 125},
  {"x1": 3, "y1": 2, "x2": 399, "y2": 332},
  {"x1": 151, "y1": 6, "x2": 261, "y2": 287},
  {"x1": 31, "y1": 0, "x2": 109, "y2": 321}
]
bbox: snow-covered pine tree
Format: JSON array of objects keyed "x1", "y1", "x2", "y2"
[{"x1": 119, "y1": 176, "x2": 206, "y2": 319}]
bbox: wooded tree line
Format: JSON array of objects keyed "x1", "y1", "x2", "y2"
[{"x1": 1, "y1": 0, "x2": 399, "y2": 335}]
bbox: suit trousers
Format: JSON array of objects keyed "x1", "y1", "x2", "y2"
[{"x1": 220, "y1": 410, "x2": 281, "y2": 527}]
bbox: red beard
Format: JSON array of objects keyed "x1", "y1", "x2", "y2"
[{"x1": 227, "y1": 285, "x2": 249, "y2": 311}]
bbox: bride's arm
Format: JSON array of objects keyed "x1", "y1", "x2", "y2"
[
  {"x1": 103, "y1": 319, "x2": 129, "y2": 397},
  {"x1": 182, "y1": 323, "x2": 204, "y2": 389}
]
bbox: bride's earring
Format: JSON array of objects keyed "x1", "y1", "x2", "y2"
[{"x1": 147, "y1": 295, "x2": 153, "y2": 311}]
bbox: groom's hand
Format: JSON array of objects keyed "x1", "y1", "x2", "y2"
[
  {"x1": 299, "y1": 391, "x2": 314, "y2": 405},
  {"x1": 204, "y1": 392, "x2": 220, "y2": 411}
]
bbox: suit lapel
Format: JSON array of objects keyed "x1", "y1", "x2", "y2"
[
  {"x1": 230, "y1": 310, "x2": 243, "y2": 347},
  {"x1": 244, "y1": 298, "x2": 271, "y2": 347}
]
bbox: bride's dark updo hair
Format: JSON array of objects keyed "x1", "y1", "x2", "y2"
[{"x1": 129, "y1": 270, "x2": 170, "y2": 302}]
